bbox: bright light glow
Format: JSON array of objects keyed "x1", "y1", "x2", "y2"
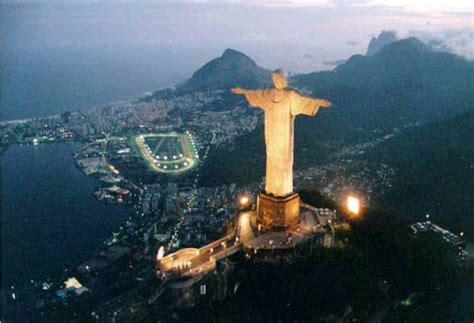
[
  {"x1": 239, "y1": 196, "x2": 250, "y2": 206},
  {"x1": 347, "y1": 196, "x2": 360, "y2": 215}
]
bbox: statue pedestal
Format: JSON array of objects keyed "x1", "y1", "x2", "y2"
[{"x1": 257, "y1": 192, "x2": 300, "y2": 231}]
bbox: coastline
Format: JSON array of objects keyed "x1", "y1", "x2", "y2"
[
  {"x1": 1, "y1": 83, "x2": 177, "y2": 125},
  {"x1": 3, "y1": 142, "x2": 134, "y2": 288}
]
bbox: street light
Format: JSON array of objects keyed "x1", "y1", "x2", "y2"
[
  {"x1": 238, "y1": 194, "x2": 251, "y2": 209},
  {"x1": 240, "y1": 196, "x2": 249, "y2": 206}
]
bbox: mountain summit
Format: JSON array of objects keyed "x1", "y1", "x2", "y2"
[
  {"x1": 142, "y1": 48, "x2": 271, "y2": 101},
  {"x1": 221, "y1": 48, "x2": 251, "y2": 60},
  {"x1": 376, "y1": 37, "x2": 431, "y2": 57},
  {"x1": 178, "y1": 48, "x2": 271, "y2": 93},
  {"x1": 366, "y1": 30, "x2": 398, "y2": 56}
]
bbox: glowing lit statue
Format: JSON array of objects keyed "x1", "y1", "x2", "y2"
[{"x1": 232, "y1": 71, "x2": 331, "y2": 197}]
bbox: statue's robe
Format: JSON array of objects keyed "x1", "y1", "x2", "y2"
[{"x1": 242, "y1": 88, "x2": 326, "y2": 197}]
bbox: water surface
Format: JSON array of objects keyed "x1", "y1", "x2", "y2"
[{"x1": 2, "y1": 142, "x2": 131, "y2": 287}]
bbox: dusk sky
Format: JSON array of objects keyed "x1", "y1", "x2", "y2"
[{"x1": 3, "y1": 0, "x2": 473, "y2": 72}]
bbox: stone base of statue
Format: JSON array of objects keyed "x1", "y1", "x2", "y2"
[{"x1": 257, "y1": 191, "x2": 300, "y2": 230}]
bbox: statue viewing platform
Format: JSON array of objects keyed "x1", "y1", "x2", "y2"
[
  {"x1": 156, "y1": 203, "x2": 336, "y2": 284},
  {"x1": 155, "y1": 70, "x2": 337, "y2": 289}
]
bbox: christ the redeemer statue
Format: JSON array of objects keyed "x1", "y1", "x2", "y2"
[{"x1": 232, "y1": 70, "x2": 331, "y2": 197}]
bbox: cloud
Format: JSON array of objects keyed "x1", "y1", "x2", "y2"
[
  {"x1": 409, "y1": 28, "x2": 474, "y2": 60},
  {"x1": 329, "y1": 0, "x2": 371, "y2": 6}
]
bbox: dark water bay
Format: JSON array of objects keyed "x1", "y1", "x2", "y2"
[{"x1": 2, "y1": 142, "x2": 131, "y2": 287}]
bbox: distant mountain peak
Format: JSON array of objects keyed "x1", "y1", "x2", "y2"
[
  {"x1": 395, "y1": 37, "x2": 430, "y2": 51},
  {"x1": 218, "y1": 48, "x2": 260, "y2": 69},
  {"x1": 337, "y1": 37, "x2": 434, "y2": 73},
  {"x1": 366, "y1": 30, "x2": 398, "y2": 56},
  {"x1": 222, "y1": 48, "x2": 251, "y2": 59},
  {"x1": 377, "y1": 37, "x2": 431, "y2": 56},
  {"x1": 143, "y1": 48, "x2": 271, "y2": 99},
  {"x1": 178, "y1": 48, "x2": 270, "y2": 92}
]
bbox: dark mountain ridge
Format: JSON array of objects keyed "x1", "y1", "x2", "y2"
[
  {"x1": 291, "y1": 37, "x2": 474, "y2": 136},
  {"x1": 180, "y1": 49, "x2": 271, "y2": 92},
  {"x1": 142, "y1": 48, "x2": 271, "y2": 101}
]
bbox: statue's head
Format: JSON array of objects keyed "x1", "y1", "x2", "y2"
[{"x1": 272, "y1": 70, "x2": 288, "y2": 90}]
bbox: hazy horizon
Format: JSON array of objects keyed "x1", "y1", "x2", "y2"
[{"x1": 2, "y1": 1, "x2": 473, "y2": 120}]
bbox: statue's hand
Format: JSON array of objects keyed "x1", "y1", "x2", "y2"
[
  {"x1": 319, "y1": 99, "x2": 332, "y2": 108},
  {"x1": 231, "y1": 87, "x2": 245, "y2": 94}
]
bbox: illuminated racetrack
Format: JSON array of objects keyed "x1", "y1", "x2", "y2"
[{"x1": 132, "y1": 132, "x2": 199, "y2": 174}]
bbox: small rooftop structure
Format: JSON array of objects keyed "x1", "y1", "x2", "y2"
[
  {"x1": 64, "y1": 277, "x2": 82, "y2": 289},
  {"x1": 57, "y1": 277, "x2": 90, "y2": 298}
]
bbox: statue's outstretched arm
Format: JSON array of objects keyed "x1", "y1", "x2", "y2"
[
  {"x1": 231, "y1": 88, "x2": 266, "y2": 109},
  {"x1": 291, "y1": 92, "x2": 332, "y2": 116},
  {"x1": 315, "y1": 98, "x2": 332, "y2": 108}
]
